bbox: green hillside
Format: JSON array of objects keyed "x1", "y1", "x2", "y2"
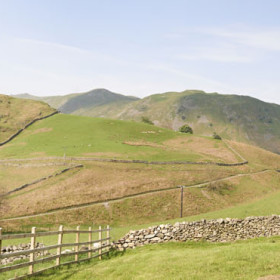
[
  {"x1": 0, "y1": 113, "x2": 240, "y2": 163},
  {"x1": 1, "y1": 109, "x2": 280, "y2": 231},
  {"x1": 1, "y1": 112, "x2": 280, "y2": 232},
  {"x1": 16, "y1": 89, "x2": 280, "y2": 154},
  {"x1": 1, "y1": 110, "x2": 280, "y2": 280},
  {"x1": 104, "y1": 90, "x2": 280, "y2": 154},
  {"x1": 28, "y1": 239, "x2": 280, "y2": 280}
]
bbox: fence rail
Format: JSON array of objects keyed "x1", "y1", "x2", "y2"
[{"x1": 0, "y1": 225, "x2": 111, "y2": 279}]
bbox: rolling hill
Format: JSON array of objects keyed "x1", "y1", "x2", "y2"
[
  {"x1": 16, "y1": 89, "x2": 280, "y2": 155},
  {"x1": 1, "y1": 104, "x2": 280, "y2": 279},
  {"x1": 1, "y1": 111, "x2": 280, "y2": 233},
  {"x1": 0, "y1": 113, "x2": 242, "y2": 162},
  {"x1": 113, "y1": 91, "x2": 280, "y2": 155}
]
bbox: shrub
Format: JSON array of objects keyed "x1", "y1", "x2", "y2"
[
  {"x1": 213, "y1": 132, "x2": 222, "y2": 140},
  {"x1": 206, "y1": 181, "x2": 234, "y2": 195},
  {"x1": 141, "y1": 116, "x2": 154, "y2": 125},
  {"x1": 179, "y1": 124, "x2": 193, "y2": 134}
]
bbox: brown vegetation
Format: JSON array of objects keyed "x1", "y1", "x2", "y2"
[{"x1": 0, "y1": 94, "x2": 55, "y2": 142}]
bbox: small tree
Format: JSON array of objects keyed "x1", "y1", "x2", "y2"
[
  {"x1": 213, "y1": 132, "x2": 222, "y2": 140},
  {"x1": 179, "y1": 124, "x2": 193, "y2": 134},
  {"x1": 141, "y1": 116, "x2": 154, "y2": 125}
]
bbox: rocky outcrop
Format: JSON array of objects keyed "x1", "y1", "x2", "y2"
[{"x1": 113, "y1": 215, "x2": 280, "y2": 251}]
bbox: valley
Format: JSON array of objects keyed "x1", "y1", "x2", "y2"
[{"x1": 2, "y1": 3, "x2": 280, "y2": 279}]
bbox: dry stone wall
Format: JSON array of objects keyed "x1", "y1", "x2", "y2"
[
  {"x1": 3, "y1": 164, "x2": 83, "y2": 196},
  {"x1": 113, "y1": 215, "x2": 280, "y2": 251},
  {"x1": 1, "y1": 243, "x2": 47, "y2": 265},
  {"x1": 0, "y1": 111, "x2": 58, "y2": 147}
]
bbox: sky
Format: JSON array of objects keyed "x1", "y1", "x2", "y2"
[{"x1": 1, "y1": 0, "x2": 280, "y2": 104}]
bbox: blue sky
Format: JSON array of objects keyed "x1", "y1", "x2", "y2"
[{"x1": 1, "y1": 0, "x2": 280, "y2": 103}]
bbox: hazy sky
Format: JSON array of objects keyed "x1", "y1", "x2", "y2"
[{"x1": 1, "y1": 0, "x2": 280, "y2": 103}]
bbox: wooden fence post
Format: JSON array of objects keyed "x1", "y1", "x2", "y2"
[
  {"x1": 56, "y1": 225, "x2": 64, "y2": 266},
  {"x1": 180, "y1": 186, "x2": 184, "y2": 218},
  {"x1": 99, "y1": 226, "x2": 102, "y2": 260},
  {"x1": 75, "y1": 226, "x2": 80, "y2": 262},
  {"x1": 29, "y1": 227, "x2": 36, "y2": 275},
  {"x1": 0, "y1": 228, "x2": 2, "y2": 258},
  {"x1": 107, "y1": 225, "x2": 110, "y2": 254},
  {"x1": 88, "y1": 226, "x2": 92, "y2": 258}
]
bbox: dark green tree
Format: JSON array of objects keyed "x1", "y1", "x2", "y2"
[{"x1": 179, "y1": 124, "x2": 193, "y2": 134}]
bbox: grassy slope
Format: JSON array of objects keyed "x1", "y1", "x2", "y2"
[
  {"x1": 2, "y1": 161, "x2": 280, "y2": 278},
  {"x1": 2, "y1": 96, "x2": 280, "y2": 279},
  {"x1": 131, "y1": 91, "x2": 280, "y2": 154},
  {"x1": 16, "y1": 89, "x2": 280, "y2": 154},
  {"x1": 1, "y1": 113, "x2": 280, "y2": 231},
  {"x1": 3, "y1": 178, "x2": 280, "y2": 244},
  {"x1": 28, "y1": 238, "x2": 280, "y2": 280},
  {"x1": 3, "y1": 183, "x2": 280, "y2": 279},
  {"x1": 0, "y1": 163, "x2": 234, "y2": 215},
  {"x1": 0, "y1": 94, "x2": 56, "y2": 142},
  {"x1": 0, "y1": 165, "x2": 67, "y2": 193},
  {"x1": 60, "y1": 90, "x2": 280, "y2": 155},
  {"x1": 0, "y1": 113, "x2": 239, "y2": 163},
  {"x1": 3, "y1": 170, "x2": 279, "y2": 232},
  {"x1": 2, "y1": 237, "x2": 280, "y2": 280}
]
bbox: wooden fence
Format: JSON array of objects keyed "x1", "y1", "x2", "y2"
[{"x1": 0, "y1": 225, "x2": 111, "y2": 279}]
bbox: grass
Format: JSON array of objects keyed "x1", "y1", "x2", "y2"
[
  {"x1": 1, "y1": 111, "x2": 279, "y2": 231},
  {"x1": 110, "y1": 184, "x2": 280, "y2": 241},
  {"x1": 1, "y1": 162, "x2": 249, "y2": 220},
  {"x1": 3, "y1": 182, "x2": 280, "y2": 246},
  {"x1": 2, "y1": 237, "x2": 277, "y2": 280},
  {"x1": 65, "y1": 89, "x2": 280, "y2": 155},
  {"x1": 2, "y1": 95, "x2": 280, "y2": 279},
  {"x1": 0, "y1": 165, "x2": 67, "y2": 193},
  {"x1": 0, "y1": 113, "x2": 280, "y2": 234},
  {"x1": 2, "y1": 181, "x2": 280, "y2": 279},
  {"x1": 0, "y1": 114, "x2": 239, "y2": 163},
  {"x1": 2, "y1": 170, "x2": 280, "y2": 235},
  {"x1": 2, "y1": 230, "x2": 280, "y2": 279},
  {"x1": 0, "y1": 94, "x2": 55, "y2": 142}
]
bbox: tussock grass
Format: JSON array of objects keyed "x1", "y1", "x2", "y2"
[
  {"x1": 0, "y1": 165, "x2": 66, "y2": 193},
  {"x1": 1, "y1": 162, "x2": 248, "y2": 220},
  {"x1": 2, "y1": 170, "x2": 280, "y2": 234}
]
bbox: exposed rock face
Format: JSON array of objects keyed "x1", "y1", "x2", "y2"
[
  {"x1": 113, "y1": 215, "x2": 280, "y2": 251},
  {"x1": 1, "y1": 243, "x2": 48, "y2": 265}
]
